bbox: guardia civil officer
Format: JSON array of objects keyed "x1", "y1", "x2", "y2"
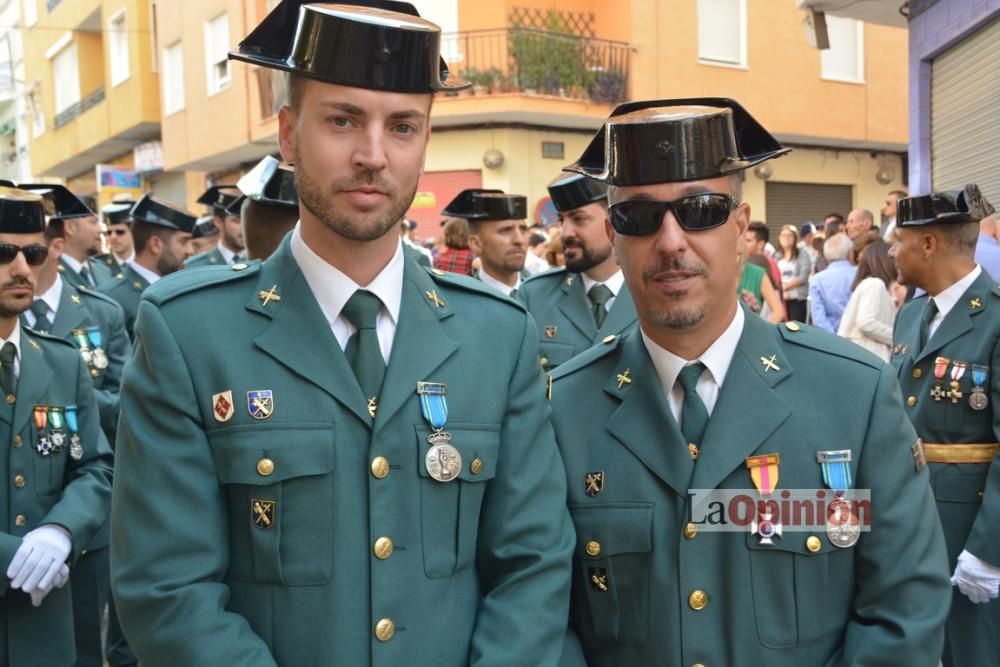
[
  {"x1": 521, "y1": 174, "x2": 636, "y2": 370},
  {"x1": 0, "y1": 185, "x2": 113, "y2": 666},
  {"x1": 441, "y1": 189, "x2": 529, "y2": 299},
  {"x1": 93, "y1": 201, "x2": 135, "y2": 275},
  {"x1": 110, "y1": 3, "x2": 574, "y2": 666},
  {"x1": 186, "y1": 185, "x2": 245, "y2": 267},
  {"x1": 548, "y1": 98, "x2": 951, "y2": 666},
  {"x1": 99, "y1": 195, "x2": 196, "y2": 338},
  {"x1": 189, "y1": 215, "x2": 220, "y2": 257},
  {"x1": 889, "y1": 185, "x2": 1000, "y2": 667},
  {"x1": 233, "y1": 155, "x2": 299, "y2": 261}
]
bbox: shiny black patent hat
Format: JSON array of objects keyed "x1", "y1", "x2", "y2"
[
  {"x1": 0, "y1": 186, "x2": 46, "y2": 233},
  {"x1": 197, "y1": 185, "x2": 242, "y2": 213},
  {"x1": 236, "y1": 156, "x2": 299, "y2": 211},
  {"x1": 129, "y1": 194, "x2": 198, "y2": 233},
  {"x1": 17, "y1": 183, "x2": 94, "y2": 221},
  {"x1": 192, "y1": 214, "x2": 220, "y2": 239},
  {"x1": 547, "y1": 173, "x2": 608, "y2": 213},
  {"x1": 102, "y1": 201, "x2": 134, "y2": 227},
  {"x1": 229, "y1": 1, "x2": 469, "y2": 93},
  {"x1": 565, "y1": 98, "x2": 790, "y2": 186},
  {"x1": 897, "y1": 185, "x2": 995, "y2": 228},
  {"x1": 441, "y1": 189, "x2": 527, "y2": 221}
]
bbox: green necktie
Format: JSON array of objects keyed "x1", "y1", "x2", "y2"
[
  {"x1": 29, "y1": 300, "x2": 51, "y2": 333},
  {"x1": 0, "y1": 342, "x2": 17, "y2": 398},
  {"x1": 509, "y1": 288, "x2": 518, "y2": 300},
  {"x1": 677, "y1": 362, "x2": 709, "y2": 447},
  {"x1": 918, "y1": 298, "x2": 938, "y2": 349},
  {"x1": 79, "y1": 265, "x2": 94, "y2": 287},
  {"x1": 342, "y1": 290, "x2": 386, "y2": 417},
  {"x1": 588, "y1": 284, "x2": 614, "y2": 329}
]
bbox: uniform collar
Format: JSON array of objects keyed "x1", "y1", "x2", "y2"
[
  {"x1": 61, "y1": 253, "x2": 85, "y2": 274},
  {"x1": 38, "y1": 274, "x2": 63, "y2": 315},
  {"x1": 931, "y1": 264, "x2": 981, "y2": 322},
  {"x1": 289, "y1": 223, "x2": 403, "y2": 329},
  {"x1": 581, "y1": 268, "x2": 624, "y2": 297},
  {"x1": 217, "y1": 242, "x2": 237, "y2": 264},
  {"x1": 128, "y1": 259, "x2": 161, "y2": 285},
  {"x1": 641, "y1": 305, "x2": 745, "y2": 397},
  {"x1": 479, "y1": 267, "x2": 520, "y2": 297}
]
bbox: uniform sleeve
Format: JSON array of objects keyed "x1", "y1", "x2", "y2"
[
  {"x1": 469, "y1": 311, "x2": 575, "y2": 667},
  {"x1": 94, "y1": 301, "x2": 131, "y2": 445},
  {"x1": 111, "y1": 301, "x2": 278, "y2": 667},
  {"x1": 963, "y1": 332, "x2": 1000, "y2": 566},
  {"x1": 836, "y1": 363, "x2": 950, "y2": 665}
]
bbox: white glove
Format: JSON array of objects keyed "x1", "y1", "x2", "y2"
[
  {"x1": 951, "y1": 549, "x2": 1000, "y2": 604},
  {"x1": 6, "y1": 525, "x2": 72, "y2": 606}
]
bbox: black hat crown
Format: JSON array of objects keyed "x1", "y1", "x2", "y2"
[
  {"x1": 897, "y1": 184, "x2": 995, "y2": 228},
  {"x1": 197, "y1": 185, "x2": 243, "y2": 212},
  {"x1": 0, "y1": 186, "x2": 46, "y2": 234},
  {"x1": 102, "y1": 201, "x2": 134, "y2": 227},
  {"x1": 441, "y1": 189, "x2": 527, "y2": 221},
  {"x1": 547, "y1": 173, "x2": 608, "y2": 213},
  {"x1": 237, "y1": 156, "x2": 299, "y2": 211},
  {"x1": 130, "y1": 194, "x2": 198, "y2": 233},
  {"x1": 192, "y1": 214, "x2": 221, "y2": 239},
  {"x1": 17, "y1": 183, "x2": 94, "y2": 221}
]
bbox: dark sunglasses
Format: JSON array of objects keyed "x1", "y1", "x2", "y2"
[
  {"x1": 609, "y1": 193, "x2": 735, "y2": 235},
  {"x1": 108, "y1": 229, "x2": 129, "y2": 236},
  {"x1": 0, "y1": 243, "x2": 47, "y2": 266}
]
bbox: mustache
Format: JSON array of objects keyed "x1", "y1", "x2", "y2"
[
  {"x1": 0, "y1": 278, "x2": 32, "y2": 290},
  {"x1": 330, "y1": 172, "x2": 395, "y2": 194},
  {"x1": 641, "y1": 257, "x2": 708, "y2": 282}
]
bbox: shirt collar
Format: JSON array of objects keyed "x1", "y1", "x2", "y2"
[
  {"x1": 581, "y1": 269, "x2": 625, "y2": 297},
  {"x1": 2, "y1": 323, "x2": 21, "y2": 364},
  {"x1": 217, "y1": 243, "x2": 237, "y2": 264},
  {"x1": 642, "y1": 305, "x2": 745, "y2": 394},
  {"x1": 931, "y1": 265, "x2": 982, "y2": 320},
  {"x1": 289, "y1": 224, "x2": 403, "y2": 328},
  {"x1": 61, "y1": 254, "x2": 85, "y2": 274},
  {"x1": 129, "y1": 260, "x2": 161, "y2": 285},
  {"x1": 479, "y1": 268, "x2": 520, "y2": 297},
  {"x1": 114, "y1": 251, "x2": 135, "y2": 264},
  {"x1": 38, "y1": 275, "x2": 63, "y2": 314}
]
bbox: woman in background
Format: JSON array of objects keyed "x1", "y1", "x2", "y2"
[
  {"x1": 837, "y1": 242, "x2": 897, "y2": 361},
  {"x1": 776, "y1": 224, "x2": 812, "y2": 322}
]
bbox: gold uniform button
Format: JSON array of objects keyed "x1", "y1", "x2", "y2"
[
  {"x1": 12, "y1": 435, "x2": 22, "y2": 448},
  {"x1": 232, "y1": 263, "x2": 249, "y2": 271},
  {"x1": 256, "y1": 458, "x2": 275, "y2": 477},
  {"x1": 692, "y1": 664, "x2": 707, "y2": 667},
  {"x1": 370, "y1": 457, "x2": 389, "y2": 479},
  {"x1": 806, "y1": 536, "x2": 822, "y2": 553},
  {"x1": 602, "y1": 335, "x2": 616, "y2": 344},
  {"x1": 688, "y1": 590, "x2": 708, "y2": 611},
  {"x1": 14, "y1": 474, "x2": 25, "y2": 489},
  {"x1": 5, "y1": 394, "x2": 14, "y2": 405},
  {"x1": 540, "y1": 357, "x2": 549, "y2": 367},
  {"x1": 373, "y1": 537, "x2": 394, "y2": 560},
  {"x1": 470, "y1": 458, "x2": 483, "y2": 475},
  {"x1": 906, "y1": 396, "x2": 917, "y2": 407},
  {"x1": 14, "y1": 514, "x2": 26, "y2": 527},
  {"x1": 688, "y1": 443, "x2": 699, "y2": 460},
  {"x1": 90, "y1": 369, "x2": 100, "y2": 378},
  {"x1": 585, "y1": 540, "x2": 601, "y2": 557},
  {"x1": 912, "y1": 368, "x2": 922, "y2": 379},
  {"x1": 683, "y1": 522, "x2": 698, "y2": 540},
  {"x1": 785, "y1": 321, "x2": 800, "y2": 332},
  {"x1": 374, "y1": 618, "x2": 395, "y2": 642}
]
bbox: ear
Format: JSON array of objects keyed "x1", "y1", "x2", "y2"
[
  {"x1": 49, "y1": 237, "x2": 65, "y2": 260},
  {"x1": 148, "y1": 234, "x2": 164, "y2": 257},
  {"x1": 467, "y1": 233, "x2": 483, "y2": 256},
  {"x1": 920, "y1": 232, "x2": 937, "y2": 258},
  {"x1": 278, "y1": 105, "x2": 298, "y2": 163}
]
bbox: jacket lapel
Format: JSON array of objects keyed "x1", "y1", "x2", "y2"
[
  {"x1": 558, "y1": 274, "x2": 598, "y2": 340},
  {"x1": 58, "y1": 259, "x2": 82, "y2": 288},
  {"x1": 598, "y1": 283, "x2": 636, "y2": 337},
  {"x1": 49, "y1": 283, "x2": 88, "y2": 338},
  {"x1": 249, "y1": 239, "x2": 371, "y2": 424},
  {"x1": 372, "y1": 261, "x2": 458, "y2": 432},
  {"x1": 914, "y1": 270, "x2": 993, "y2": 365},
  {"x1": 13, "y1": 330, "x2": 53, "y2": 434},
  {"x1": 689, "y1": 313, "x2": 792, "y2": 493},
  {"x1": 604, "y1": 333, "x2": 694, "y2": 497}
]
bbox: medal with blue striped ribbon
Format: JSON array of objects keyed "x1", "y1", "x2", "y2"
[
  {"x1": 817, "y1": 450, "x2": 860, "y2": 548},
  {"x1": 417, "y1": 382, "x2": 462, "y2": 483}
]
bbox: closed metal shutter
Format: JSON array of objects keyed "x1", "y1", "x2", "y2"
[
  {"x1": 764, "y1": 182, "x2": 854, "y2": 240},
  {"x1": 932, "y1": 17, "x2": 1000, "y2": 204}
]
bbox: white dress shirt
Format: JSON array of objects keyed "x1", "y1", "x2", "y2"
[
  {"x1": 290, "y1": 225, "x2": 403, "y2": 364},
  {"x1": 0, "y1": 323, "x2": 22, "y2": 376},
  {"x1": 927, "y1": 265, "x2": 981, "y2": 339},
  {"x1": 642, "y1": 306, "x2": 745, "y2": 424},
  {"x1": 61, "y1": 254, "x2": 94, "y2": 285},
  {"x1": 582, "y1": 269, "x2": 625, "y2": 312},
  {"x1": 217, "y1": 243, "x2": 239, "y2": 265},
  {"x1": 129, "y1": 260, "x2": 162, "y2": 286},
  {"x1": 24, "y1": 276, "x2": 63, "y2": 328},
  {"x1": 479, "y1": 268, "x2": 520, "y2": 297}
]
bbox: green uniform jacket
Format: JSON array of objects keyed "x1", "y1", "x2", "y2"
[
  {"x1": 549, "y1": 313, "x2": 950, "y2": 667},
  {"x1": 94, "y1": 253, "x2": 123, "y2": 275},
  {"x1": 892, "y1": 268, "x2": 1000, "y2": 665},
  {"x1": 58, "y1": 257, "x2": 114, "y2": 290},
  {"x1": 184, "y1": 246, "x2": 226, "y2": 268},
  {"x1": 521, "y1": 268, "x2": 637, "y2": 371},
  {"x1": 404, "y1": 243, "x2": 431, "y2": 268},
  {"x1": 111, "y1": 239, "x2": 575, "y2": 666},
  {"x1": 98, "y1": 264, "x2": 150, "y2": 339},
  {"x1": 0, "y1": 327, "x2": 113, "y2": 667}
]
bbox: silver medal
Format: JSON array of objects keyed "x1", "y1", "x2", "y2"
[
  {"x1": 970, "y1": 389, "x2": 989, "y2": 411},
  {"x1": 37, "y1": 435, "x2": 52, "y2": 456},
  {"x1": 78, "y1": 347, "x2": 93, "y2": 366},
  {"x1": 91, "y1": 348, "x2": 109, "y2": 370},
  {"x1": 425, "y1": 431, "x2": 462, "y2": 483},
  {"x1": 50, "y1": 431, "x2": 66, "y2": 450},
  {"x1": 826, "y1": 499, "x2": 861, "y2": 548},
  {"x1": 69, "y1": 434, "x2": 83, "y2": 461}
]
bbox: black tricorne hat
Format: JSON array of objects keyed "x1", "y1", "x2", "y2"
[
  {"x1": 0, "y1": 186, "x2": 46, "y2": 234},
  {"x1": 229, "y1": 1, "x2": 468, "y2": 93},
  {"x1": 237, "y1": 156, "x2": 298, "y2": 211},
  {"x1": 565, "y1": 98, "x2": 790, "y2": 186},
  {"x1": 197, "y1": 185, "x2": 243, "y2": 213},
  {"x1": 441, "y1": 189, "x2": 527, "y2": 221},
  {"x1": 102, "y1": 201, "x2": 134, "y2": 227},
  {"x1": 130, "y1": 194, "x2": 198, "y2": 233},
  {"x1": 547, "y1": 173, "x2": 608, "y2": 213},
  {"x1": 897, "y1": 185, "x2": 995, "y2": 228},
  {"x1": 192, "y1": 214, "x2": 220, "y2": 239},
  {"x1": 17, "y1": 183, "x2": 94, "y2": 221}
]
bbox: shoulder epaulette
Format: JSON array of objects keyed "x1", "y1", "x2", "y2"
[
  {"x1": 522, "y1": 266, "x2": 568, "y2": 285},
  {"x1": 550, "y1": 332, "x2": 624, "y2": 382},
  {"x1": 145, "y1": 261, "x2": 261, "y2": 305},
  {"x1": 777, "y1": 320, "x2": 883, "y2": 370},
  {"x1": 23, "y1": 327, "x2": 77, "y2": 351},
  {"x1": 424, "y1": 267, "x2": 526, "y2": 311},
  {"x1": 75, "y1": 284, "x2": 121, "y2": 308}
]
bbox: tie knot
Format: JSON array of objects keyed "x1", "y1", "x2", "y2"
[
  {"x1": 342, "y1": 290, "x2": 383, "y2": 330},
  {"x1": 588, "y1": 284, "x2": 613, "y2": 307},
  {"x1": 677, "y1": 362, "x2": 706, "y2": 395},
  {"x1": 30, "y1": 300, "x2": 49, "y2": 319},
  {"x1": 0, "y1": 342, "x2": 15, "y2": 365},
  {"x1": 922, "y1": 299, "x2": 938, "y2": 322}
]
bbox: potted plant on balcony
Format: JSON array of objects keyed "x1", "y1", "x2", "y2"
[{"x1": 588, "y1": 67, "x2": 626, "y2": 104}]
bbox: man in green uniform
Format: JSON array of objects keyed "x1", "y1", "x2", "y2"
[
  {"x1": 99, "y1": 194, "x2": 196, "y2": 339},
  {"x1": 522, "y1": 173, "x2": 636, "y2": 370},
  {"x1": 111, "y1": 3, "x2": 573, "y2": 666},
  {"x1": 93, "y1": 201, "x2": 135, "y2": 275},
  {"x1": 548, "y1": 98, "x2": 951, "y2": 666},
  {"x1": 0, "y1": 185, "x2": 113, "y2": 666},
  {"x1": 889, "y1": 185, "x2": 1000, "y2": 667},
  {"x1": 441, "y1": 189, "x2": 529, "y2": 299},
  {"x1": 185, "y1": 186, "x2": 245, "y2": 267},
  {"x1": 232, "y1": 156, "x2": 299, "y2": 261},
  {"x1": 189, "y1": 215, "x2": 220, "y2": 258}
]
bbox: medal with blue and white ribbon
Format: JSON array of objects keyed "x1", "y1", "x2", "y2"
[
  {"x1": 48, "y1": 406, "x2": 66, "y2": 452},
  {"x1": 65, "y1": 405, "x2": 83, "y2": 460},
  {"x1": 417, "y1": 382, "x2": 461, "y2": 483},
  {"x1": 71, "y1": 329, "x2": 93, "y2": 366},
  {"x1": 817, "y1": 450, "x2": 860, "y2": 548},
  {"x1": 970, "y1": 364, "x2": 989, "y2": 411},
  {"x1": 86, "y1": 327, "x2": 109, "y2": 370}
]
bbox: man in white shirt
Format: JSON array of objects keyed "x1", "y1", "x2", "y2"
[{"x1": 881, "y1": 189, "x2": 907, "y2": 241}]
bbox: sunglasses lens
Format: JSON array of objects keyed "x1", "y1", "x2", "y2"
[
  {"x1": 21, "y1": 245, "x2": 49, "y2": 266},
  {"x1": 610, "y1": 201, "x2": 669, "y2": 236},
  {"x1": 0, "y1": 244, "x2": 18, "y2": 264},
  {"x1": 673, "y1": 194, "x2": 733, "y2": 231}
]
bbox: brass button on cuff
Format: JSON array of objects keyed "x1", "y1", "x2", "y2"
[
  {"x1": 585, "y1": 540, "x2": 601, "y2": 557},
  {"x1": 689, "y1": 590, "x2": 708, "y2": 611},
  {"x1": 371, "y1": 456, "x2": 390, "y2": 479},
  {"x1": 806, "y1": 536, "x2": 822, "y2": 553},
  {"x1": 374, "y1": 618, "x2": 395, "y2": 641},
  {"x1": 374, "y1": 537, "x2": 394, "y2": 560},
  {"x1": 256, "y1": 458, "x2": 275, "y2": 477}
]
